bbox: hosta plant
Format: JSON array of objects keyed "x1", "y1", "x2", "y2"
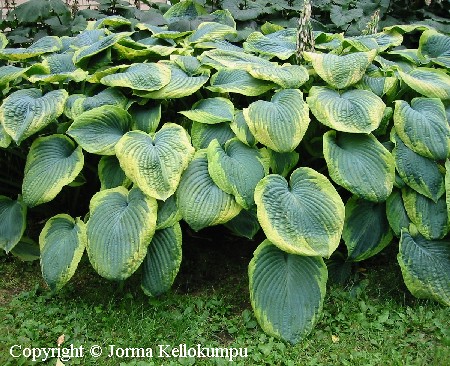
[{"x1": 1, "y1": 1, "x2": 449, "y2": 344}]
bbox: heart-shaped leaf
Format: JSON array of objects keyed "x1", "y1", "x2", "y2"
[
  {"x1": 307, "y1": 86, "x2": 386, "y2": 134},
  {"x1": 0, "y1": 196, "x2": 27, "y2": 253},
  {"x1": 398, "y1": 67, "x2": 450, "y2": 100},
  {"x1": 244, "y1": 31, "x2": 296, "y2": 60},
  {"x1": 39, "y1": 214, "x2": 86, "y2": 291},
  {"x1": 86, "y1": 187, "x2": 157, "y2": 280},
  {"x1": 255, "y1": 167, "x2": 345, "y2": 257},
  {"x1": 249, "y1": 240, "x2": 327, "y2": 344},
  {"x1": 323, "y1": 131, "x2": 395, "y2": 202},
  {"x1": 180, "y1": 97, "x2": 234, "y2": 124},
  {"x1": 243, "y1": 89, "x2": 310, "y2": 152},
  {"x1": 22, "y1": 135, "x2": 84, "y2": 207},
  {"x1": 207, "y1": 69, "x2": 275, "y2": 96},
  {"x1": 248, "y1": 64, "x2": 309, "y2": 89},
  {"x1": 191, "y1": 122, "x2": 235, "y2": 149},
  {"x1": 115, "y1": 124, "x2": 195, "y2": 201}
]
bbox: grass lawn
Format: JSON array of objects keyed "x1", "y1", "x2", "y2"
[{"x1": 0, "y1": 228, "x2": 449, "y2": 366}]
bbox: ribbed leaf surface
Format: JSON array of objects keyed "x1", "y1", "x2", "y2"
[
  {"x1": 394, "y1": 98, "x2": 450, "y2": 160},
  {"x1": 386, "y1": 190, "x2": 411, "y2": 237},
  {"x1": 398, "y1": 229, "x2": 450, "y2": 306},
  {"x1": 129, "y1": 104, "x2": 161, "y2": 134},
  {"x1": 249, "y1": 240, "x2": 327, "y2": 344},
  {"x1": 208, "y1": 69, "x2": 275, "y2": 96},
  {"x1": 176, "y1": 151, "x2": 241, "y2": 231},
  {"x1": 323, "y1": 131, "x2": 395, "y2": 202},
  {"x1": 307, "y1": 86, "x2": 385, "y2": 133},
  {"x1": 67, "y1": 106, "x2": 132, "y2": 155},
  {"x1": 418, "y1": 29, "x2": 450, "y2": 68},
  {"x1": 268, "y1": 150, "x2": 299, "y2": 178},
  {"x1": 243, "y1": 89, "x2": 310, "y2": 152},
  {"x1": 393, "y1": 135, "x2": 445, "y2": 202},
  {"x1": 230, "y1": 110, "x2": 256, "y2": 147},
  {"x1": 86, "y1": 187, "x2": 157, "y2": 280},
  {"x1": 98, "y1": 155, "x2": 130, "y2": 190},
  {"x1": 0, "y1": 196, "x2": 27, "y2": 252},
  {"x1": 248, "y1": 64, "x2": 309, "y2": 89},
  {"x1": 115, "y1": 125, "x2": 195, "y2": 201},
  {"x1": 207, "y1": 138, "x2": 267, "y2": 209},
  {"x1": 28, "y1": 53, "x2": 88, "y2": 83},
  {"x1": 398, "y1": 68, "x2": 450, "y2": 100},
  {"x1": 244, "y1": 31, "x2": 295, "y2": 60},
  {"x1": 224, "y1": 209, "x2": 260, "y2": 239},
  {"x1": 0, "y1": 36, "x2": 62, "y2": 61},
  {"x1": 0, "y1": 65, "x2": 29, "y2": 86},
  {"x1": 191, "y1": 122, "x2": 235, "y2": 149},
  {"x1": 22, "y1": 135, "x2": 84, "y2": 207},
  {"x1": 0, "y1": 88, "x2": 67, "y2": 144},
  {"x1": 202, "y1": 49, "x2": 272, "y2": 70},
  {"x1": 403, "y1": 188, "x2": 448, "y2": 240},
  {"x1": 343, "y1": 196, "x2": 393, "y2": 261},
  {"x1": 180, "y1": 97, "x2": 234, "y2": 124},
  {"x1": 255, "y1": 167, "x2": 345, "y2": 257},
  {"x1": 67, "y1": 88, "x2": 127, "y2": 118},
  {"x1": 156, "y1": 196, "x2": 182, "y2": 231},
  {"x1": 39, "y1": 214, "x2": 86, "y2": 291},
  {"x1": 141, "y1": 223, "x2": 182, "y2": 297},
  {"x1": 188, "y1": 22, "x2": 236, "y2": 43},
  {"x1": 303, "y1": 50, "x2": 377, "y2": 89}
]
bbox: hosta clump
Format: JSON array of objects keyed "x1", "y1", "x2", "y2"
[{"x1": 0, "y1": 4, "x2": 449, "y2": 345}]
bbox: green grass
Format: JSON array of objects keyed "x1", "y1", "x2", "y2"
[{"x1": 0, "y1": 235, "x2": 449, "y2": 366}]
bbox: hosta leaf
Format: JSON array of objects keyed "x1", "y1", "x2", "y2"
[
  {"x1": 207, "y1": 69, "x2": 275, "y2": 96},
  {"x1": 0, "y1": 124, "x2": 11, "y2": 148},
  {"x1": 188, "y1": 22, "x2": 236, "y2": 43},
  {"x1": 224, "y1": 208, "x2": 260, "y2": 239},
  {"x1": 307, "y1": 86, "x2": 386, "y2": 134},
  {"x1": 343, "y1": 31, "x2": 403, "y2": 52},
  {"x1": 386, "y1": 189, "x2": 411, "y2": 237},
  {"x1": 249, "y1": 240, "x2": 327, "y2": 344},
  {"x1": 70, "y1": 29, "x2": 108, "y2": 49},
  {"x1": 156, "y1": 196, "x2": 182, "y2": 231},
  {"x1": 180, "y1": 97, "x2": 234, "y2": 124},
  {"x1": 355, "y1": 74, "x2": 398, "y2": 98},
  {"x1": 73, "y1": 32, "x2": 132, "y2": 68},
  {"x1": 343, "y1": 196, "x2": 393, "y2": 262},
  {"x1": 0, "y1": 196, "x2": 27, "y2": 253},
  {"x1": 0, "y1": 36, "x2": 62, "y2": 61},
  {"x1": 100, "y1": 63, "x2": 171, "y2": 91},
  {"x1": 39, "y1": 214, "x2": 86, "y2": 291},
  {"x1": 87, "y1": 187, "x2": 157, "y2": 280},
  {"x1": 323, "y1": 131, "x2": 395, "y2": 202},
  {"x1": 0, "y1": 65, "x2": 29, "y2": 86},
  {"x1": 244, "y1": 31, "x2": 295, "y2": 60},
  {"x1": 98, "y1": 155, "x2": 131, "y2": 190},
  {"x1": 207, "y1": 138, "x2": 267, "y2": 209},
  {"x1": 243, "y1": 89, "x2": 310, "y2": 152},
  {"x1": 255, "y1": 167, "x2": 345, "y2": 257},
  {"x1": 176, "y1": 150, "x2": 241, "y2": 231},
  {"x1": 248, "y1": 64, "x2": 309, "y2": 89},
  {"x1": 202, "y1": 49, "x2": 272, "y2": 70},
  {"x1": 68, "y1": 88, "x2": 127, "y2": 118},
  {"x1": 10, "y1": 237, "x2": 39, "y2": 262},
  {"x1": 191, "y1": 122, "x2": 235, "y2": 150},
  {"x1": 394, "y1": 98, "x2": 450, "y2": 160},
  {"x1": 418, "y1": 29, "x2": 450, "y2": 68},
  {"x1": 230, "y1": 110, "x2": 256, "y2": 147},
  {"x1": 383, "y1": 24, "x2": 430, "y2": 34},
  {"x1": 0, "y1": 89, "x2": 68, "y2": 144},
  {"x1": 397, "y1": 68, "x2": 450, "y2": 100},
  {"x1": 0, "y1": 32, "x2": 7, "y2": 49},
  {"x1": 22, "y1": 135, "x2": 84, "y2": 207},
  {"x1": 67, "y1": 106, "x2": 132, "y2": 156},
  {"x1": 268, "y1": 149, "x2": 299, "y2": 177},
  {"x1": 163, "y1": 0, "x2": 207, "y2": 23},
  {"x1": 303, "y1": 50, "x2": 377, "y2": 89},
  {"x1": 139, "y1": 63, "x2": 208, "y2": 99},
  {"x1": 398, "y1": 229, "x2": 450, "y2": 306},
  {"x1": 141, "y1": 223, "x2": 182, "y2": 297},
  {"x1": 393, "y1": 135, "x2": 445, "y2": 202},
  {"x1": 93, "y1": 15, "x2": 132, "y2": 29},
  {"x1": 129, "y1": 103, "x2": 161, "y2": 134},
  {"x1": 115, "y1": 125, "x2": 195, "y2": 201},
  {"x1": 28, "y1": 53, "x2": 88, "y2": 83},
  {"x1": 403, "y1": 188, "x2": 448, "y2": 240}
]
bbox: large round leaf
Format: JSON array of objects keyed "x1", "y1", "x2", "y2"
[
  {"x1": 386, "y1": 189, "x2": 411, "y2": 237},
  {"x1": 249, "y1": 240, "x2": 327, "y2": 344},
  {"x1": 191, "y1": 121, "x2": 235, "y2": 150},
  {"x1": 0, "y1": 88, "x2": 67, "y2": 144},
  {"x1": 0, "y1": 196, "x2": 27, "y2": 253},
  {"x1": 67, "y1": 106, "x2": 132, "y2": 155},
  {"x1": 403, "y1": 188, "x2": 448, "y2": 240},
  {"x1": 202, "y1": 49, "x2": 272, "y2": 70},
  {"x1": 176, "y1": 150, "x2": 241, "y2": 231},
  {"x1": 397, "y1": 67, "x2": 450, "y2": 100},
  {"x1": 39, "y1": 214, "x2": 86, "y2": 291},
  {"x1": 28, "y1": 53, "x2": 88, "y2": 83},
  {"x1": 141, "y1": 223, "x2": 182, "y2": 297},
  {"x1": 393, "y1": 134, "x2": 445, "y2": 202},
  {"x1": 129, "y1": 103, "x2": 161, "y2": 134},
  {"x1": 418, "y1": 29, "x2": 450, "y2": 68},
  {"x1": 343, "y1": 196, "x2": 393, "y2": 262},
  {"x1": 179, "y1": 97, "x2": 234, "y2": 124},
  {"x1": 398, "y1": 229, "x2": 450, "y2": 306},
  {"x1": 86, "y1": 187, "x2": 157, "y2": 280},
  {"x1": 394, "y1": 98, "x2": 450, "y2": 160},
  {"x1": 255, "y1": 167, "x2": 345, "y2": 257},
  {"x1": 207, "y1": 138, "x2": 267, "y2": 209},
  {"x1": 248, "y1": 64, "x2": 309, "y2": 89},
  {"x1": 323, "y1": 131, "x2": 395, "y2": 202},
  {"x1": 244, "y1": 31, "x2": 296, "y2": 60},
  {"x1": 22, "y1": 135, "x2": 84, "y2": 207},
  {"x1": 207, "y1": 69, "x2": 275, "y2": 96},
  {"x1": 100, "y1": 63, "x2": 171, "y2": 91},
  {"x1": 0, "y1": 36, "x2": 62, "y2": 61},
  {"x1": 243, "y1": 89, "x2": 310, "y2": 153},
  {"x1": 188, "y1": 22, "x2": 237, "y2": 44},
  {"x1": 307, "y1": 86, "x2": 386, "y2": 134},
  {"x1": 115, "y1": 124, "x2": 195, "y2": 201},
  {"x1": 303, "y1": 50, "x2": 377, "y2": 89}
]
